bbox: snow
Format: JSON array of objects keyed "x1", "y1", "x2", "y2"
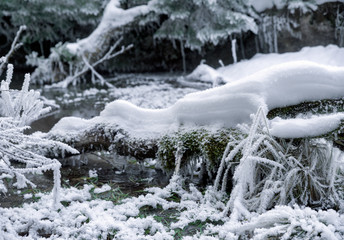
[
  {"x1": 270, "y1": 113, "x2": 344, "y2": 138},
  {"x1": 251, "y1": 0, "x2": 283, "y2": 12},
  {"x1": 89, "y1": 169, "x2": 98, "y2": 178},
  {"x1": 94, "y1": 184, "x2": 111, "y2": 194},
  {"x1": 251, "y1": 0, "x2": 344, "y2": 12},
  {"x1": 30, "y1": 44, "x2": 344, "y2": 239},
  {"x1": 183, "y1": 63, "x2": 225, "y2": 86},
  {"x1": 218, "y1": 45, "x2": 344, "y2": 83},
  {"x1": 109, "y1": 80, "x2": 197, "y2": 109},
  {"x1": 2, "y1": 176, "x2": 344, "y2": 239}
]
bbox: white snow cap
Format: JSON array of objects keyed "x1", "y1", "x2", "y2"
[
  {"x1": 270, "y1": 114, "x2": 344, "y2": 138},
  {"x1": 184, "y1": 63, "x2": 225, "y2": 86},
  {"x1": 251, "y1": 0, "x2": 285, "y2": 12}
]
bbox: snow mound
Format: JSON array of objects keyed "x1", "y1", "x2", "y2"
[
  {"x1": 183, "y1": 63, "x2": 225, "y2": 86},
  {"x1": 50, "y1": 60, "x2": 344, "y2": 139},
  {"x1": 218, "y1": 45, "x2": 344, "y2": 83}
]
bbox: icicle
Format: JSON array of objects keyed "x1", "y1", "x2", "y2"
[
  {"x1": 180, "y1": 40, "x2": 186, "y2": 73},
  {"x1": 231, "y1": 39, "x2": 237, "y2": 64},
  {"x1": 273, "y1": 16, "x2": 278, "y2": 53},
  {"x1": 239, "y1": 32, "x2": 245, "y2": 59},
  {"x1": 52, "y1": 161, "x2": 62, "y2": 208},
  {"x1": 335, "y1": 8, "x2": 344, "y2": 47},
  {"x1": 174, "y1": 143, "x2": 184, "y2": 176}
]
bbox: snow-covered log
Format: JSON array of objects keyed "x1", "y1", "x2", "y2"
[{"x1": 44, "y1": 56, "x2": 344, "y2": 175}]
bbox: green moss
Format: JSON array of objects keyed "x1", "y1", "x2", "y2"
[{"x1": 157, "y1": 128, "x2": 238, "y2": 171}]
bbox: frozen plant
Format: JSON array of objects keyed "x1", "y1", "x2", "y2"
[
  {"x1": 0, "y1": 62, "x2": 78, "y2": 207},
  {"x1": 215, "y1": 107, "x2": 287, "y2": 221},
  {"x1": 278, "y1": 138, "x2": 342, "y2": 207},
  {"x1": 226, "y1": 205, "x2": 344, "y2": 239},
  {"x1": 214, "y1": 106, "x2": 344, "y2": 222},
  {"x1": 0, "y1": 118, "x2": 62, "y2": 206}
]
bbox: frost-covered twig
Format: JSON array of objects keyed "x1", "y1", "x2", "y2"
[
  {"x1": 0, "y1": 25, "x2": 26, "y2": 77},
  {"x1": 0, "y1": 65, "x2": 51, "y2": 126}
]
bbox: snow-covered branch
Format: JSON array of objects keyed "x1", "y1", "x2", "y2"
[{"x1": 30, "y1": 0, "x2": 149, "y2": 86}]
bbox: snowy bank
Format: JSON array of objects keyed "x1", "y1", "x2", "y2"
[
  {"x1": 183, "y1": 45, "x2": 344, "y2": 85},
  {"x1": 217, "y1": 45, "x2": 344, "y2": 83}
]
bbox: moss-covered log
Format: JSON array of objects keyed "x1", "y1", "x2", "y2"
[
  {"x1": 47, "y1": 124, "x2": 237, "y2": 173},
  {"x1": 47, "y1": 97, "x2": 344, "y2": 172}
]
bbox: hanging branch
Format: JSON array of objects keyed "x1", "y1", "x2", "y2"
[
  {"x1": 52, "y1": 37, "x2": 133, "y2": 88},
  {"x1": 0, "y1": 25, "x2": 26, "y2": 77}
]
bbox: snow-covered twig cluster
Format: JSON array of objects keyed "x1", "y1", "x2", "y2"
[
  {"x1": 217, "y1": 107, "x2": 288, "y2": 220},
  {"x1": 0, "y1": 64, "x2": 51, "y2": 127}
]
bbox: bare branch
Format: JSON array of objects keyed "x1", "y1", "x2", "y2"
[
  {"x1": 0, "y1": 25, "x2": 26, "y2": 77},
  {"x1": 53, "y1": 40, "x2": 133, "y2": 88}
]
